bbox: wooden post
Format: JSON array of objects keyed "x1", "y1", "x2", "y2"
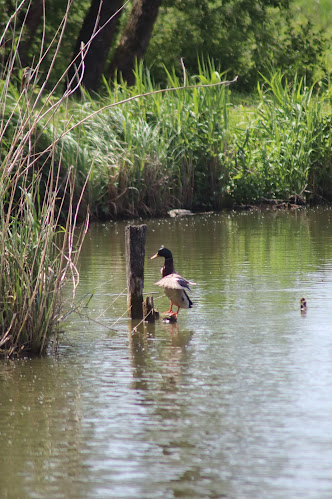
[
  {"x1": 143, "y1": 296, "x2": 159, "y2": 323},
  {"x1": 125, "y1": 224, "x2": 147, "y2": 319}
]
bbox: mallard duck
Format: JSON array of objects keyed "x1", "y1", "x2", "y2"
[{"x1": 151, "y1": 246, "x2": 194, "y2": 318}]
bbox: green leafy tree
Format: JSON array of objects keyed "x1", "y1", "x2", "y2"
[
  {"x1": 145, "y1": 0, "x2": 328, "y2": 90},
  {"x1": 269, "y1": 18, "x2": 328, "y2": 85},
  {"x1": 0, "y1": 0, "x2": 329, "y2": 92}
]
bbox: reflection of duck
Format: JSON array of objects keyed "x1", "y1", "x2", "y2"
[
  {"x1": 151, "y1": 247, "x2": 195, "y2": 318},
  {"x1": 300, "y1": 297, "x2": 307, "y2": 312}
]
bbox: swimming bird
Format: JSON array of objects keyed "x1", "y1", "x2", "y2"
[
  {"x1": 151, "y1": 246, "x2": 194, "y2": 318},
  {"x1": 300, "y1": 297, "x2": 307, "y2": 312}
]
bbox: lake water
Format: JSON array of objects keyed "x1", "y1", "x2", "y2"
[{"x1": 1, "y1": 208, "x2": 332, "y2": 498}]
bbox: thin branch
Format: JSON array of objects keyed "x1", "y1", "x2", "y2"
[{"x1": 0, "y1": 0, "x2": 27, "y2": 47}]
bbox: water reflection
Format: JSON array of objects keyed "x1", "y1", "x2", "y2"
[
  {"x1": 1, "y1": 208, "x2": 332, "y2": 498},
  {"x1": 0, "y1": 356, "x2": 91, "y2": 498},
  {"x1": 129, "y1": 321, "x2": 194, "y2": 392}
]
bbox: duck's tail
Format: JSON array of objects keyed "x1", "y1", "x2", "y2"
[{"x1": 184, "y1": 291, "x2": 193, "y2": 308}]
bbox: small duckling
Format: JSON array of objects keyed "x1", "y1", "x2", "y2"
[{"x1": 300, "y1": 297, "x2": 307, "y2": 312}]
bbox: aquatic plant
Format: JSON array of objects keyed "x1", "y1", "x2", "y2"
[
  {"x1": 56, "y1": 59, "x2": 234, "y2": 218},
  {"x1": 53, "y1": 64, "x2": 331, "y2": 216},
  {"x1": 229, "y1": 71, "x2": 332, "y2": 202},
  {"x1": 0, "y1": 3, "x2": 90, "y2": 356}
]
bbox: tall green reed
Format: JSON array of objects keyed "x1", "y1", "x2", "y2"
[
  {"x1": 229, "y1": 71, "x2": 332, "y2": 202},
  {"x1": 53, "y1": 64, "x2": 331, "y2": 217},
  {"x1": 62, "y1": 60, "x2": 233, "y2": 217},
  {"x1": 0, "y1": 3, "x2": 90, "y2": 356}
]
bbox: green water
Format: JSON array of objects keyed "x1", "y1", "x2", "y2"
[{"x1": 1, "y1": 208, "x2": 332, "y2": 498}]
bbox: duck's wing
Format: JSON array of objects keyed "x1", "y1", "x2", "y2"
[{"x1": 155, "y1": 273, "x2": 195, "y2": 290}]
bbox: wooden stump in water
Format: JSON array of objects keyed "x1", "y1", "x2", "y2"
[
  {"x1": 161, "y1": 313, "x2": 177, "y2": 323},
  {"x1": 143, "y1": 296, "x2": 159, "y2": 323},
  {"x1": 125, "y1": 224, "x2": 147, "y2": 319}
]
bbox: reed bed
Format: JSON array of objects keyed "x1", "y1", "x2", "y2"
[
  {"x1": 48, "y1": 64, "x2": 332, "y2": 219},
  {"x1": 230, "y1": 72, "x2": 332, "y2": 202},
  {"x1": 0, "y1": 4, "x2": 90, "y2": 356},
  {"x1": 55, "y1": 61, "x2": 234, "y2": 218}
]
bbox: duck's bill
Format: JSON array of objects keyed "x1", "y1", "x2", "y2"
[{"x1": 151, "y1": 252, "x2": 159, "y2": 259}]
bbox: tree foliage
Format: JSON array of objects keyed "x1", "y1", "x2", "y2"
[
  {"x1": 145, "y1": 0, "x2": 328, "y2": 90},
  {"x1": 0, "y1": 0, "x2": 329, "y2": 92},
  {"x1": 108, "y1": 0, "x2": 163, "y2": 85}
]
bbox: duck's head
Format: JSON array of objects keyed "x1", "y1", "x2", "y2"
[
  {"x1": 151, "y1": 246, "x2": 173, "y2": 260},
  {"x1": 151, "y1": 247, "x2": 174, "y2": 277}
]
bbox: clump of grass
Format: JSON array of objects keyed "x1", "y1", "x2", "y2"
[
  {"x1": 0, "y1": 4, "x2": 89, "y2": 356},
  {"x1": 57, "y1": 59, "x2": 234, "y2": 218},
  {"x1": 229, "y1": 71, "x2": 332, "y2": 202},
  {"x1": 0, "y1": 171, "x2": 86, "y2": 355}
]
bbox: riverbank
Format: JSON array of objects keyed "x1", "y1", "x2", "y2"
[
  {"x1": 72, "y1": 71, "x2": 332, "y2": 219},
  {"x1": 4, "y1": 68, "x2": 332, "y2": 221}
]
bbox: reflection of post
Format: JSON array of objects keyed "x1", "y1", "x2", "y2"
[{"x1": 125, "y1": 224, "x2": 147, "y2": 319}]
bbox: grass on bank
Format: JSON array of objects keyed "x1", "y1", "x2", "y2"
[
  {"x1": 230, "y1": 72, "x2": 332, "y2": 203},
  {"x1": 0, "y1": 4, "x2": 91, "y2": 356},
  {"x1": 44, "y1": 64, "x2": 332, "y2": 218},
  {"x1": 4, "y1": 58, "x2": 331, "y2": 224}
]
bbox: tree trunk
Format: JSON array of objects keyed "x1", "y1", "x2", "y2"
[
  {"x1": 69, "y1": 0, "x2": 124, "y2": 92},
  {"x1": 19, "y1": 0, "x2": 44, "y2": 67},
  {"x1": 108, "y1": 0, "x2": 162, "y2": 85}
]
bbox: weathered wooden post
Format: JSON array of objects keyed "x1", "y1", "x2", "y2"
[
  {"x1": 143, "y1": 295, "x2": 159, "y2": 323},
  {"x1": 125, "y1": 224, "x2": 147, "y2": 319}
]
